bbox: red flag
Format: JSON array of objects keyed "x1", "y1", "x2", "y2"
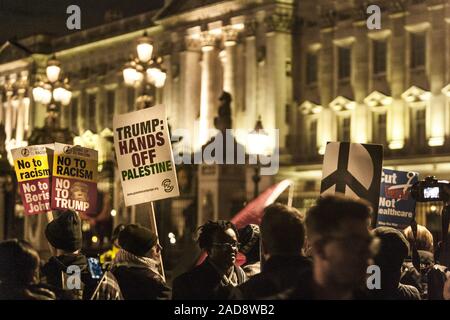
[{"x1": 197, "y1": 179, "x2": 294, "y2": 266}]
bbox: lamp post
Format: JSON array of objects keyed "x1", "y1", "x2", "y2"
[
  {"x1": 32, "y1": 57, "x2": 72, "y2": 128},
  {"x1": 247, "y1": 116, "x2": 270, "y2": 199},
  {"x1": 29, "y1": 57, "x2": 73, "y2": 146},
  {"x1": 122, "y1": 32, "x2": 166, "y2": 109}
]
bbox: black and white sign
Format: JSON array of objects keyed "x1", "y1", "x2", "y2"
[{"x1": 320, "y1": 142, "x2": 383, "y2": 217}]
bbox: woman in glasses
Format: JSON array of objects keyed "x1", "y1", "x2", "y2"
[{"x1": 172, "y1": 220, "x2": 247, "y2": 300}]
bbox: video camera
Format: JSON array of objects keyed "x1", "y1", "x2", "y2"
[{"x1": 410, "y1": 176, "x2": 450, "y2": 202}]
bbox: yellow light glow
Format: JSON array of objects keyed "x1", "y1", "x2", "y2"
[
  {"x1": 92, "y1": 236, "x2": 99, "y2": 243},
  {"x1": 209, "y1": 28, "x2": 222, "y2": 36},
  {"x1": 110, "y1": 209, "x2": 117, "y2": 217},
  {"x1": 389, "y1": 140, "x2": 404, "y2": 150},
  {"x1": 232, "y1": 23, "x2": 245, "y2": 30},
  {"x1": 430, "y1": 205, "x2": 437, "y2": 212},
  {"x1": 428, "y1": 137, "x2": 444, "y2": 147}
]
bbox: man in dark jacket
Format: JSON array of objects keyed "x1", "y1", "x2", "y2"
[
  {"x1": 42, "y1": 210, "x2": 122, "y2": 300},
  {"x1": 369, "y1": 227, "x2": 421, "y2": 300},
  {"x1": 110, "y1": 224, "x2": 171, "y2": 300},
  {"x1": 0, "y1": 239, "x2": 55, "y2": 300},
  {"x1": 283, "y1": 195, "x2": 375, "y2": 299},
  {"x1": 172, "y1": 220, "x2": 246, "y2": 300},
  {"x1": 231, "y1": 204, "x2": 312, "y2": 299}
]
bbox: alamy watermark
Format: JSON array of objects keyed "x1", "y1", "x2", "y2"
[{"x1": 66, "y1": 5, "x2": 81, "y2": 30}]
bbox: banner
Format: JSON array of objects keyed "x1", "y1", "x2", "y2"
[
  {"x1": 12, "y1": 145, "x2": 52, "y2": 215},
  {"x1": 51, "y1": 143, "x2": 98, "y2": 214},
  {"x1": 376, "y1": 169, "x2": 418, "y2": 229},
  {"x1": 113, "y1": 104, "x2": 179, "y2": 206},
  {"x1": 320, "y1": 142, "x2": 383, "y2": 215}
]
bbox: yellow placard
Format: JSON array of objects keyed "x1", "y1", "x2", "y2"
[
  {"x1": 52, "y1": 154, "x2": 98, "y2": 182},
  {"x1": 14, "y1": 155, "x2": 51, "y2": 182}
]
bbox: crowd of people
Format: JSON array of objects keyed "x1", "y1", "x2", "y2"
[{"x1": 1, "y1": 194, "x2": 449, "y2": 300}]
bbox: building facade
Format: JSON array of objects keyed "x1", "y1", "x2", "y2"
[{"x1": 0, "y1": 0, "x2": 449, "y2": 248}]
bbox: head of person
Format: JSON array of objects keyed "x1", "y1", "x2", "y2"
[
  {"x1": 403, "y1": 224, "x2": 433, "y2": 253},
  {"x1": 198, "y1": 220, "x2": 239, "y2": 270},
  {"x1": 45, "y1": 209, "x2": 82, "y2": 254},
  {"x1": 0, "y1": 239, "x2": 40, "y2": 286},
  {"x1": 306, "y1": 195, "x2": 374, "y2": 289},
  {"x1": 373, "y1": 227, "x2": 410, "y2": 284},
  {"x1": 260, "y1": 203, "x2": 305, "y2": 257},
  {"x1": 111, "y1": 224, "x2": 126, "y2": 248},
  {"x1": 238, "y1": 224, "x2": 260, "y2": 264},
  {"x1": 118, "y1": 224, "x2": 161, "y2": 260}
]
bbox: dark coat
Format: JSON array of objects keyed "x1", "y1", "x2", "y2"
[
  {"x1": 231, "y1": 255, "x2": 312, "y2": 299},
  {"x1": 110, "y1": 264, "x2": 171, "y2": 300},
  {"x1": 0, "y1": 283, "x2": 56, "y2": 300},
  {"x1": 42, "y1": 253, "x2": 122, "y2": 300},
  {"x1": 172, "y1": 258, "x2": 246, "y2": 300}
]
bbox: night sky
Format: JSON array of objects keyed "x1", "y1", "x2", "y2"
[{"x1": 0, "y1": 0, "x2": 165, "y2": 43}]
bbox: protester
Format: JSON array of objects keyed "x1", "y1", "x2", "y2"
[
  {"x1": 369, "y1": 227, "x2": 420, "y2": 300},
  {"x1": 172, "y1": 220, "x2": 246, "y2": 299},
  {"x1": 282, "y1": 195, "x2": 375, "y2": 299},
  {"x1": 237, "y1": 224, "x2": 261, "y2": 278},
  {"x1": 232, "y1": 204, "x2": 312, "y2": 299},
  {"x1": 100, "y1": 223, "x2": 125, "y2": 265},
  {"x1": 401, "y1": 224, "x2": 435, "y2": 298},
  {"x1": 110, "y1": 224, "x2": 171, "y2": 300},
  {"x1": 42, "y1": 209, "x2": 122, "y2": 300},
  {"x1": 0, "y1": 239, "x2": 55, "y2": 300}
]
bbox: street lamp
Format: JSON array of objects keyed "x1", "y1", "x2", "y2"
[
  {"x1": 32, "y1": 56, "x2": 72, "y2": 127},
  {"x1": 122, "y1": 32, "x2": 166, "y2": 109},
  {"x1": 247, "y1": 116, "x2": 270, "y2": 199},
  {"x1": 28, "y1": 57, "x2": 73, "y2": 146}
]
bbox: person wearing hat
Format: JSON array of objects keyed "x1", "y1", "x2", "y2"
[
  {"x1": 42, "y1": 209, "x2": 122, "y2": 300},
  {"x1": 110, "y1": 224, "x2": 171, "y2": 300}
]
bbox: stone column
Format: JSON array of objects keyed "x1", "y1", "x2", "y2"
[
  {"x1": 352, "y1": 21, "x2": 369, "y2": 143},
  {"x1": 388, "y1": 12, "x2": 407, "y2": 150},
  {"x1": 14, "y1": 97, "x2": 25, "y2": 143},
  {"x1": 179, "y1": 35, "x2": 201, "y2": 151},
  {"x1": 244, "y1": 23, "x2": 258, "y2": 141},
  {"x1": 4, "y1": 92, "x2": 13, "y2": 142},
  {"x1": 198, "y1": 32, "x2": 219, "y2": 148},
  {"x1": 427, "y1": 4, "x2": 446, "y2": 147},
  {"x1": 264, "y1": 9, "x2": 294, "y2": 153},
  {"x1": 318, "y1": 26, "x2": 335, "y2": 153}
]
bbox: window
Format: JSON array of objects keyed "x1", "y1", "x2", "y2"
[
  {"x1": 309, "y1": 119, "x2": 317, "y2": 154},
  {"x1": 106, "y1": 90, "x2": 115, "y2": 128},
  {"x1": 306, "y1": 52, "x2": 318, "y2": 84},
  {"x1": 372, "y1": 113, "x2": 387, "y2": 144},
  {"x1": 415, "y1": 108, "x2": 426, "y2": 147},
  {"x1": 338, "y1": 47, "x2": 351, "y2": 80},
  {"x1": 127, "y1": 87, "x2": 135, "y2": 111},
  {"x1": 70, "y1": 97, "x2": 78, "y2": 134},
  {"x1": 87, "y1": 93, "x2": 97, "y2": 131},
  {"x1": 373, "y1": 40, "x2": 387, "y2": 75},
  {"x1": 338, "y1": 116, "x2": 351, "y2": 142},
  {"x1": 410, "y1": 33, "x2": 426, "y2": 69}
]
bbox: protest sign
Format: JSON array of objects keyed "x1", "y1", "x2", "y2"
[
  {"x1": 12, "y1": 145, "x2": 52, "y2": 215},
  {"x1": 51, "y1": 143, "x2": 98, "y2": 214},
  {"x1": 376, "y1": 169, "x2": 418, "y2": 229},
  {"x1": 113, "y1": 104, "x2": 179, "y2": 206},
  {"x1": 320, "y1": 142, "x2": 383, "y2": 219}
]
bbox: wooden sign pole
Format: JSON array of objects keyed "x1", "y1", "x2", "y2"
[{"x1": 149, "y1": 202, "x2": 166, "y2": 282}]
